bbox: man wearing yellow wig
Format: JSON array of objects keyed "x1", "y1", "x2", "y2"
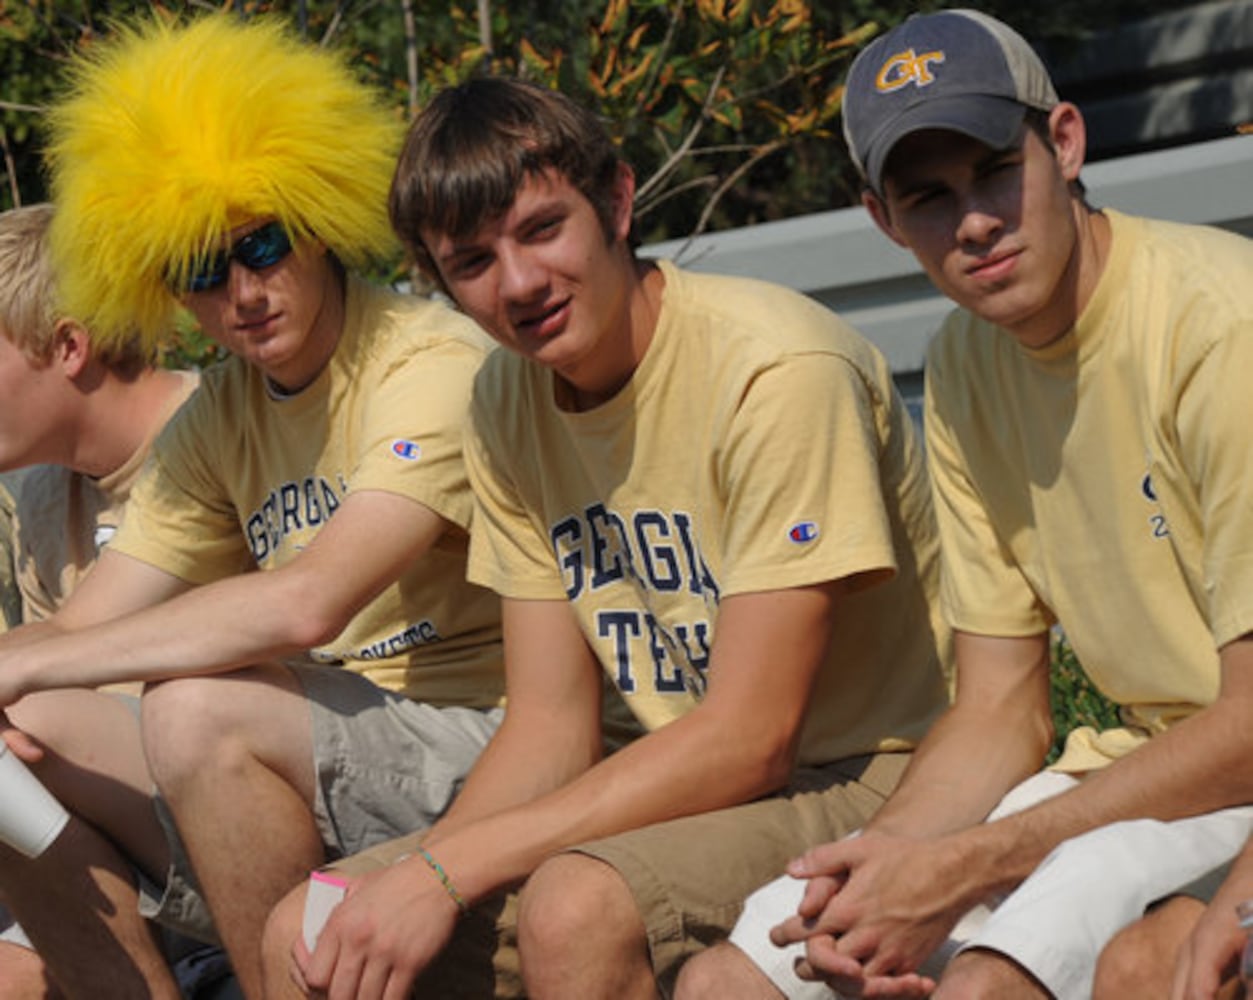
[{"x1": 0, "y1": 15, "x2": 504, "y2": 999}]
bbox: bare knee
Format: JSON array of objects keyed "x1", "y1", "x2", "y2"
[
  {"x1": 260, "y1": 881, "x2": 309, "y2": 999},
  {"x1": 8, "y1": 689, "x2": 142, "y2": 782},
  {"x1": 518, "y1": 853, "x2": 645, "y2": 974},
  {"x1": 141, "y1": 665, "x2": 302, "y2": 792},
  {"x1": 934, "y1": 948, "x2": 1051, "y2": 1000},
  {"x1": 0, "y1": 941, "x2": 63, "y2": 1000},
  {"x1": 1093, "y1": 896, "x2": 1202, "y2": 1000},
  {"x1": 142, "y1": 674, "x2": 242, "y2": 785},
  {"x1": 675, "y1": 941, "x2": 784, "y2": 1000}
]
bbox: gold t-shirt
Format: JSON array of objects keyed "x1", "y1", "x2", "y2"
[
  {"x1": 926, "y1": 211, "x2": 1253, "y2": 769},
  {"x1": 467, "y1": 260, "x2": 950, "y2": 765},
  {"x1": 113, "y1": 277, "x2": 504, "y2": 708},
  {"x1": 10, "y1": 373, "x2": 198, "y2": 623}
]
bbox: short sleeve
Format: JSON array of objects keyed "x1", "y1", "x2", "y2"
[
  {"x1": 110, "y1": 400, "x2": 252, "y2": 585},
  {"x1": 349, "y1": 337, "x2": 485, "y2": 531},
  {"x1": 718, "y1": 352, "x2": 898, "y2": 596},
  {"x1": 1176, "y1": 327, "x2": 1253, "y2": 647},
  {"x1": 924, "y1": 354, "x2": 1052, "y2": 636},
  {"x1": 464, "y1": 391, "x2": 567, "y2": 599}
]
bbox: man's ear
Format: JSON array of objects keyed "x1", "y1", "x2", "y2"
[
  {"x1": 862, "y1": 189, "x2": 909, "y2": 249},
  {"x1": 611, "y1": 161, "x2": 636, "y2": 244},
  {"x1": 1048, "y1": 102, "x2": 1087, "y2": 184},
  {"x1": 51, "y1": 319, "x2": 93, "y2": 379}
]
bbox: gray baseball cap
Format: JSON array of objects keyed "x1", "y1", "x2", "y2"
[{"x1": 842, "y1": 9, "x2": 1058, "y2": 194}]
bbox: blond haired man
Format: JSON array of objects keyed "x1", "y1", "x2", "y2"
[
  {"x1": 0, "y1": 202, "x2": 204, "y2": 997},
  {"x1": 0, "y1": 17, "x2": 503, "y2": 999}
]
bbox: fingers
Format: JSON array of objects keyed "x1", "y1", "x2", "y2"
[
  {"x1": 862, "y1": 971, "x2": 937, "y2": 999},
  {"x1": 325, "y1": 945, "x2": 365, "y2": 1000},
  {"x1": 302, "y1": 921, "x2": 341, "y2": 993},
  {"x1": 382, "y1": 967, "x2": 419, "y2": 1000},
  {"x1": 353, "y1": 953, "x2": 390, "y2": 1000},
  {"x1": 290, "y1": 937, "x2": 313, "y2": 995},
  {"x1": 797, "y1": 874, "x2": 845, "y2": 919},
  {"x1": 772, "y1": 912, "x2": 818, "y2": 947},
  {"x1": 0, "y1": 725, "x2": 44, "y2": 763},
  {"x1": 795, "y1": 932, "x2": 867, "y2": 993},
  {"x1": 788, "y1": 839, "x2": 858, "y2": 879},
  {"x1": 793, "y1": 933, "x2": 934, "y2": 999}
]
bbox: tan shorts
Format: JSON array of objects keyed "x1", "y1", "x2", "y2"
[
  {"x1": 574, "y1": 751, "x2": 911, "y2": 994},
  {"x1": 141, "y1": 665, "x2": 502, "y2": 945},
  {"x1": 325, "y1": 834, "x2": 522, "y2": 998},
  {"x1": 321, "y1": 754, "x2": 908, "y2": 998}
]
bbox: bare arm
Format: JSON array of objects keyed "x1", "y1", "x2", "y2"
[
  {"x1": 767, "y1": 630, "x2": 1054, "y2": 994},
  {"x1": 1171, "y1": 834, "x2": 1253, "y2": 1000},
  {"x1": 776, "y1": 635, "x2": 1253, "y2": 994},
  {"x1": 0, "y1": 489, "x2": 450, "y2": 703},
  {"x1": 429, "y1": 580, "x2": 844, "y2": 897},
  {"x1": 431, "y1": 596, "x2": 608, "y2": 836},
  {"x1": 301, "y1": 580, "x2": 843, "y2": 995},
  {"x1": 867, "y1": 630, "x2": 1053, "y2": 836},
  {"x1": 951, "y1": 634, "x2": 1253, "y2": 894}
]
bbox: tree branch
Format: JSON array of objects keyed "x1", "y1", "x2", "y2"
[
  {"x1": 670, "y1": 137, "x2": 786, "y2": 260},
  {"x1": 633, "y1": 64, "x2": 725, "y2": 205},
  {"x1": 0, "y1": 126, "x2": 21, "y2": 208}
]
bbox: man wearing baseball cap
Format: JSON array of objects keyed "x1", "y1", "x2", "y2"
[{"x1": 677, "y1": 9, "x2": 1253, "y2": 1000}]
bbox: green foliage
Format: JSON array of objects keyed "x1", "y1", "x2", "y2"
[
  {"x1": 1047, "y1": 631, "x2": 1121, "y2": 764},
  {"x1": 489, "y1": 0, "x2": 874, "y2": 240},
  {"x1": 155, "y1": 307, "x2": 229, "y2": 371},
  {"x1": 0, "y1": 0, "x2": 1228, "y2": 228},
  {"x1": 0, "y1": 0, "x2": 1226, "y2": 362}
]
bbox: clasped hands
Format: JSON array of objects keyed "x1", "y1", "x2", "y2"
[{"x1": 769, "y1": 831, "x2": 977, "y2": 999}]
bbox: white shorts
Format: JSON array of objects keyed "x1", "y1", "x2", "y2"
[
  {"x1": 970, "y1": 806, "x2": 1253, "y2": 1000},
  {"x1": 0, "y1": 906, "x2": 30, "y2": 948},
  {"x1": 729, "y1": 770, "x2": 1079, "y2": 999}
]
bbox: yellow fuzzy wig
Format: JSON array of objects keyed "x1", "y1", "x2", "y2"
[{"x1": 45, "y1": 14, "x2": 402, "y2": 352}]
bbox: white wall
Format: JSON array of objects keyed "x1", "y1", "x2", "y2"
[{"x1": 643, "y1": 133, "x2": 1253, "y2": 378}]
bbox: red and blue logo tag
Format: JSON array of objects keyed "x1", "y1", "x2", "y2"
[
  {"x1": 788, "y1": 521, "x2": 820, "y2": 544},
  {"x1": 391, "y1": 439, "x2": 422, "y2": 462}
]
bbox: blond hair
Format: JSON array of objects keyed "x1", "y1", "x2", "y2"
[
  {"x1": 0, "y1": 203, "x2": 144, "y2": 368},
  {"x1": 0, "y1": 204, "x2": 58, "y2": 360},
  {"x1": 45, "y1": 14, "x2": 402, "y2": 355}
]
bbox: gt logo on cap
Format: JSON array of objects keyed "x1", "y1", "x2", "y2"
[{"x1": 875, "y1": 48, "x2": 946, "y2": 93}]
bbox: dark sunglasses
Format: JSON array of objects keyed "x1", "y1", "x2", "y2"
[{"x1": 176, "y1": 221, "x2": 294, "y2": 293}]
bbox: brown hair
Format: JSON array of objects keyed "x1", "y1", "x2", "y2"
[{"x1": 390, "y1": 77, "x2": 632, "y2": 284}]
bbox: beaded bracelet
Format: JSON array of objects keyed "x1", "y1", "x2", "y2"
[{"x1": 409, "y1": 846, "x2": 469, "y2": 915}]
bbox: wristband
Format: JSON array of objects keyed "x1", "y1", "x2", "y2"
[{"x1": 409, "y1": 846, "x2": 469, "y2": 915}]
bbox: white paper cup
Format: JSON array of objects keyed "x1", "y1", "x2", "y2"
[
  {"x1": 302, "y1": 870, "x2": 348, "y2": 952},
  {"x1": 0, "y1": 742, "x2": 69, "y2": 858}
]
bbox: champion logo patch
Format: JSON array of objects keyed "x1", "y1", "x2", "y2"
[
  {"x1": 788, "y1": 521, "x2": 820, "y2": 544},
  {"x1": 391, "y1": 439, "x2": 422, "y2": 462}
]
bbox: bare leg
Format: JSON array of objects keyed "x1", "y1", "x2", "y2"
[
  {"x1": 260, "y1": 881, "x2": 310, "y2": 1000},
  {"x1": 519, "y1": 853, "x2": 658, "y2": 1000},
  {"x1": 143, "y1": 664, "x2": 320, "y2": 999},
  {"x1": 1, "y1": 823, "x2": 177, "y2": 999},
  {"x1": 675, "y1": 941, "x2": 787, "y2": 999},
  {"x1": 0, "y1": 940, "x2": 65, "y2": 999},
  {"x1": 1093, "y1": 895, "x2": 1203, "y2": 1000},
  {"x1": 933, "y1": 948, "x2": 1051, "y2": 1000},
  {"x1": 1, "y1": 689, "x2": 177, "y2": 999}
]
